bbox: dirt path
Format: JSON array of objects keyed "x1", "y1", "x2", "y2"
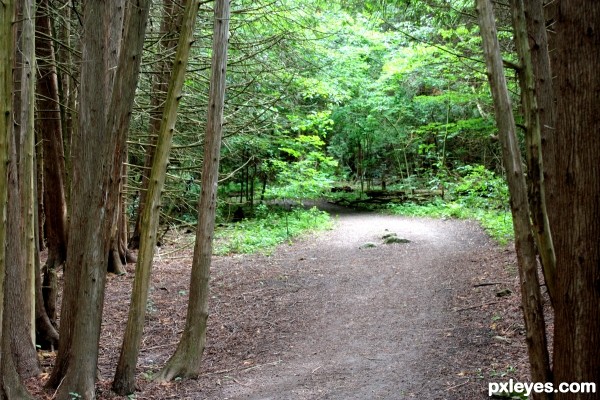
[
  {"x1": 34, "y1": 206, "x2": 528, "y2": 399},
  {"x1": 194, "y1": 207, "x2": 526, "y2": 400}
]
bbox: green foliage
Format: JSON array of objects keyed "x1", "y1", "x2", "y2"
[
  {"x1": 387, "y1": 165, "x2": 513, "y2": 245},
  {"x1": 388, "y1": 200, "x2": 513, "y2": 245},
  {"x1": 214, "y1": 206, "x2": 332, "y2": 255},
  {"x1": 451, "y1": 165, "x2": 509, "y2": 209},
  {"x1": 265, "y1": 113, "x2": 338, "y2": 200}
]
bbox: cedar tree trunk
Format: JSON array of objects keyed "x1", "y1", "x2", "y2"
[
  {"x1": 548, "y1": 2, "x2": 600, "y2": 398},
  {"x1": 0, "y1": 1, "x2": 35, "y2": 397},
  {"x1": 476, "y1": 0, "x2": 552, "y2": 397},
  {"x1": 35, "y1": 0, "x2": 68, "y2": 326},
  {"x1": 7, "y1": 0, "x2": 40, "y2": 378},
  {"x1": 156, "y1": 0, "x2": 230, "y2": 381},
  {"x1": 113, "y1": 0, "x2": 195, "y2": 392},
  {"x1": 130, "y1": 0, "x2": 184, "y2": 249},
  {"x1": 511, "y1": 0, "x2": 556, "y2": 303}
]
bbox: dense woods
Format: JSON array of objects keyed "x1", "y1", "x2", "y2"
[{"x1": 0, "y1": 0, "x2": 598, "y2": 399}]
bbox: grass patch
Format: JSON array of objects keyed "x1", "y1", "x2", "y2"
[
  {"x1": 387, "y1": 200, "x2": 514, "y2": 245},
  {"x1": 214, "y1": 206, "x2": 332, "y2": 255}
]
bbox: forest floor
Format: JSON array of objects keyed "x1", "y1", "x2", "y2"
[{"x1": 30, "y1": 204, "x2": 545, "y2": 399}]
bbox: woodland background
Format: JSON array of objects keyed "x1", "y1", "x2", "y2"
[{"x1": 0, "y1": 0, "x2": 598, "y2": 399}]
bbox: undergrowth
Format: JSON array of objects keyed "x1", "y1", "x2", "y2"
[
  {"x1": 214, "y1": 205, "x2": 332, "y2": 255},
  {"x1": 387, "y1": 166, "x2": 514, "y2": 245},
  {"x1": 387, "y1": 200, "x2": 513, "y2": 245}
]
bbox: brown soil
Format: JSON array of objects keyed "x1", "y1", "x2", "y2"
[{"x1": 30, "y1": 205, "x2": 534, "y2": 399}]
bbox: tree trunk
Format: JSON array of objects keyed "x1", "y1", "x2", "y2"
[
  {"x1": 523, "y1": 2, "x2": 558, "y2": 297},
  {"x1": 17, "y1": 0, "x2": 37, "y2": 348},
  {"x1": 0, "y1": 0, "x2": 10, "y2": 388},
  {"x1": 53, "y1": 0, "x2": 77, "y2": 202},
  {"x1": 130, "y1": 0, "x2": 184, "y2": 249},
  {"x1": 511, "y1": 0, "x2": 556, "y2": 303},
  {"x1": 548, "y1": 2, "x2": 600, "y2": 397},
  {"x1": 0, "y1": 1, "x2": 35, "y2": 397},
  {"x1": 7, "y1": 0, "x2": 41, "y2": 379},
  {"x1": 49, "y1": 2, "x2": 111, "y2": 396},
  {"x1": 156, "y1": 0, "x2": 230, "y2": 381},
  {"x1": 35, "y1": 0, "x2": 68, "y2": 327},
  {"x1": 33, "y1": 151, "x2": 59, "y2": 349},
  {"x1": 104, "y1": 0, "x2": 130, "y2": 276},
  {"x1": 475, "y1": 0, "x2": 552, "y2": 397},
  {"x1": 50, "y1": 0, "x2": 151, "y2": 396},
  {"x1": 113, "y1": 0, "x2": 195, "y2": 392}
]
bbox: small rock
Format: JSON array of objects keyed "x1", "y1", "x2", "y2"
[
  {"x1": 381, "y1": 233, "x2": 397, "y2": 239},
  {"x1": 492, "y1": 335, "x2": 511, "y2": 343},
  {"x1": 360, "y1": 242, "x2": 378, "y2": 249},
  {"x1": 384, "y1": 236, "x2": 410, "y2": 244},
  {"x1": 496, "y1": 288, "x2": 512, "y2": 297}
]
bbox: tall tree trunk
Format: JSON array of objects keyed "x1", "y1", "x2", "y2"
[
  {"x1": 17, "y1": 0, "x2": 37, "y2": 348},
  {"x1": 0, "y1": 2, "x2": 35, "y2": 397},
  {"x1": 104, "y1": 0, "x2": 130, "y2": 276},
  {"x1": 49, "y1": 0, "x2": 152, "y2": 396},
  {"x1": 35, "y1": 0, "x2": 67, "y2": 330},
  {"x1": 53, "y1": 0, "x2": 77, "y2": 201},
  {"x1": 475, "y1": 0, "x2": 552, "y2": 397},
  {"x1": 156, "y1": 0, "x2": 230, "y2": 381},
  {"x1": 113, "y1": 0, "x2": 195, "y2": 393},
  {"x1": 548, "y1": 3, "x2": 600, "y2": 398},
  {"x1": 130, "y1": 0, "x2": 184, "y2": 249},
  {"x1": 48, "y1": 2, "x2": 111, "y2": 395},
  {"x1": 7, "y1": 0, "x2": 41, "y2": 379},
  {"x1": 511, "y1": 0, "x2": 556, "y2": 303}
]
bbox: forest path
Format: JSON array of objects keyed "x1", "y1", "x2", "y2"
[{"x1": 192, "y1": 206, "x2": 519, "y2": 400}]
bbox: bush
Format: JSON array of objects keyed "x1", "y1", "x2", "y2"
[
  {"x1": 387, "y1": 165, "x2": 513, "y2": 245},
  {"x1": 214, "y1": 206, "x2": 332, "y2": 255}
]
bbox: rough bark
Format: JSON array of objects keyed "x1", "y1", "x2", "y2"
[
  {"x1": 17, "y1": 0, "x2": 37, "y2": 346},
  {"x1": 476, "y1": 0, "x2": 552, "y2": 397},
  {"x1": 523, "y1": 0, "x2": 556, "y2": 183},
  {"x1": 0, "y1": 0, "x2": 11, "y2": 370},
  {"x1": 8, "y1": 0, "x2": 41, "y2": 379},
  {"x1": 512, "y1": 0, "x2": 556, "y2": 304},
  {"x1": 47, "y1": 1, "x2": 111, "y2": 395},
  {"x1": 35, "y1": 0, "x2": 68, "y2": 325},
  {"x1": 50, "y1": 0, "x2": 152, "y2": 396},
  {"x1": 130, "y1": 0, "x2": 184, "y2": 249},
  {"x1": 0, "y1": 1, "x2": 35, "y2": 397},
  {"x1": 113, "y1": 0, "x2": 193, "y2": 392},
  {"x1": 548, "y1": 2, "x2": 600, "y2": 398},
  {"x1": 53, "y1": 0, "x2": 77, "y2": 199},
  {"x1": 105, "y1": 0, "x2": 129, "y2": 276},
  {"x1": 156, "y1": 0, "x2": 230, "y2": 381}
]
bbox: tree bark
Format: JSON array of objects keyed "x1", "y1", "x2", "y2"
[
  {"x1": 130, "y1": 0, "x2": 184, "y2": 250},
  {"x1": 48, "y1": 1, "x2": 112, "y2": 395},
  {"x1": 0, "y1": 1, "x2": 35, "y2": 397},
  {"x1": 36, "y1": 0, "x2": 68, "y2": 326},
  {"x1": 105, "y1": 0, "x2": 131, "y2": 276},
  {"x1": 510, "y1": 0, "x2": 556, "y2": 303},
  {"x1": 548, "y1": 2, "x2": 600, "y2": 398},
  {"x1": 49, "y1": 0, "x2": 152, "y2": 396},
  {"x1": 17, "y1": 0, "x2": 37, "y2": 348},
  {"x1": 7, "y1": 0, "x2": 41, "y2": 379},
  {"x1": 156, "y1": 0, "x2": 230, "y2": 381},
  {"x1": 476, "y1": 0, "x2": 552, "y2": 397},
  {"x1": 53, "y1": 0, "x2": 77, "y2": 201},
  {"x1": 113, "y1": 0, "x2": 195, "y2": 393}
]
